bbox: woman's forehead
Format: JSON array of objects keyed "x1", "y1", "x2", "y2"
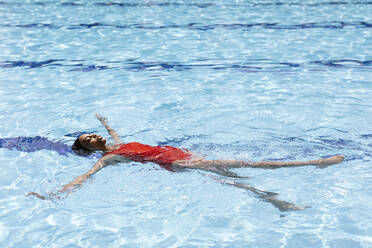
[{"x1": 79, "y1": 134, "x2": 91, "y2": 140}]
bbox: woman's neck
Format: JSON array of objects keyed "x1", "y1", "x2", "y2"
[{"x1": 102, "y1": 144, "x2": 117, "y2": 152}]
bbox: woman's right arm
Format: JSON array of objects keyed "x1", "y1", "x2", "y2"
[
  {"x1": 96, "y1": 113, "x2": 121, "y2": 144},
  {"x1": 59, "y1": 156, "x2": 111, "y2": 193},
  {"x1": 27, "y1": 154, "x2": 125, "y2": 199}
]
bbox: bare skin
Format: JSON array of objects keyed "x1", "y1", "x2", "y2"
[{"x1": 27, "y1": 114, "x2": 344, "y2": 211}]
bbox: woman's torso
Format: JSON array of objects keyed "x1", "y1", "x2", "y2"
[{"x1": 105, "y1": 142, "x2": 193, "y2": 165}]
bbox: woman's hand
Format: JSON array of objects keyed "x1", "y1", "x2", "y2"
[
  {"x1": 95, "y1": 113, "x2": 121, "y2": 144},
  {"x1": 96, "y1": 113, "x2": 108, "y2": 124}
]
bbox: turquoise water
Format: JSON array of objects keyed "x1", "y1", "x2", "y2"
[{"x1": 1, "y1": 0, "x2": 372, "y2": 247}]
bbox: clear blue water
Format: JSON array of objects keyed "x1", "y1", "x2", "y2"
[{"x1": 1, "y1": 0, "x2": 372, "y2": 247}]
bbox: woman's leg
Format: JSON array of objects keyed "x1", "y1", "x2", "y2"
[{"x1": 186, "y1": 155, "x2": 344, "y2": 169}]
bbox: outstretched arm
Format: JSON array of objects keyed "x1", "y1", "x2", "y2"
[
  {"x1": 96, "y1": 113, "x2": 121, "y2": 144},
  {"x1": 59, "y1": 156, "x2": 112, "y2": 193},
  {"x1": 27, "y1": 155, "x2": 123, "y2": 199}
]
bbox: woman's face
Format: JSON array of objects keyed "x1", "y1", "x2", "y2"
[{"x1": 78, "y1": 134, "x2": 106, "y2": 151}]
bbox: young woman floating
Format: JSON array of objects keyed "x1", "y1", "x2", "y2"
[{"x1": 27, "y1": 114, "x2": 344, "y2": 211}]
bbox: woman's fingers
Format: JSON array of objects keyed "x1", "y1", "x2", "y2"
[{"x1": 95, "y1": 113, "x2": 107, "y2": 123}]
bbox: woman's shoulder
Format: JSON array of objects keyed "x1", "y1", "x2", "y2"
[{"x1": 101, "y1": 153, "x2": 131, "y2": 163}]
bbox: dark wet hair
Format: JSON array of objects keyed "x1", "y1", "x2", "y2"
[
  {"x1": 72, "y1": 137, "x2": 84, "y2": 150},
  {"x1": 71, "y1": 135, "x2": 92, "y2": 156}
]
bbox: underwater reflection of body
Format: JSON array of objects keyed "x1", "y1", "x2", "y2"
[
  {"x1": 0, "y1": 136, "x2": 72, "y2": 155},
  {"x1": 23, "y1": 114, "x2": 344, "y2": 211},
  {"x1": 0, "y1": 134, "x2": 101, "y2": 158}
]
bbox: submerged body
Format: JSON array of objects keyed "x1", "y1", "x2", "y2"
[{"x1": 27, "y1": 114, "x2": 344, "y2": 211}]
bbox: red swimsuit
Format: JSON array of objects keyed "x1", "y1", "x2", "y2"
[{"x1": 105, "y1": 142, "x2": 192, "y2": 165}]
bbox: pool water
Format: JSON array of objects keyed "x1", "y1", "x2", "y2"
[{"x1": 1, "y1": 0, "x2": 372, "y2": 247}]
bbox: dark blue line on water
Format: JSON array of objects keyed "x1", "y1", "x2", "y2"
[
  {"x1": 0, "y1": 59, "x2": 65, "y2": 69},
  {"x1": 60, "y1": 2, "x2": 85, "y2": 6},
  {"x1": 1, "y1": 59, "x2": 371, "y2": 72},
  {"x1": 1, "y1": 1, "x2": 372, "y2": 7},
  {"x1": 2, "y1": 21, "x2": 372, "y2": 31},
  {"x1": 312, "y1": 59, "x2": 372, "y2": 67}
]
